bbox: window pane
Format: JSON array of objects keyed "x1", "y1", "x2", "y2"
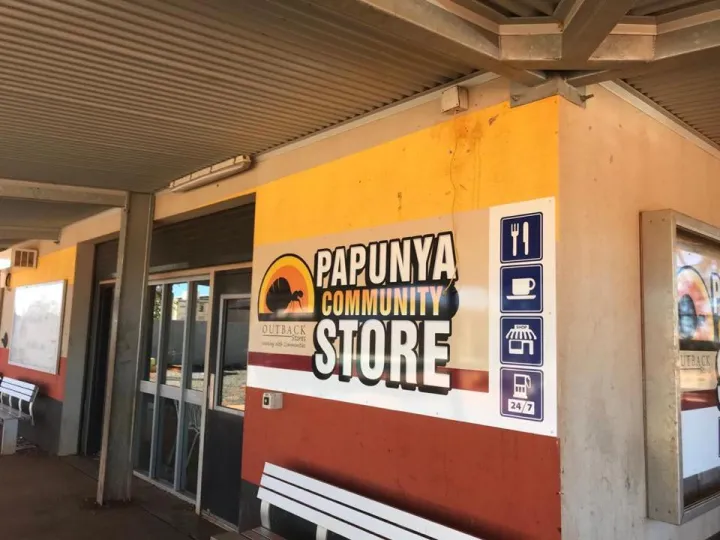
[
  {"x1": 154, "y1": 397, "x2": 179, "y2": 485},
  {"x1": 144, "y1": 285, "x2": 163, "y2": 382},
  {"x1": 181, "y1": 403, "x2": 202, "y2": 495},
  {"x1": 187, "y1": 281, "x2": 210, "y2": 391},
  {"x1": 218, "y1": 298, "x2": 249, "y2": 411},
  {"x1": 163, "y1": 283, "x2": 188, "y2": 387},
  {"x1": 134, "y1": 393, "x2": 154, "y2": 473}
]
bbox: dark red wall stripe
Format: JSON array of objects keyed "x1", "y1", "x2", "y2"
[
  {"x1": 0, "y1": 348, "x2": 66, "y2": 401},
  {"x1": 248, "y1": 351, "x2": 489, "y2": 392},
  {"x1": 448, "y1": 368, "x2": 489, "y2": 392},
  {"x1": 682, "y1": 389, "x2": 718, "y2": 411},
  {"x1": 242, "y1": 387, "x2": 560, "y2": 540},
  {"x1": 249, "y1": 352, "x2": 311, "y2": 371}
]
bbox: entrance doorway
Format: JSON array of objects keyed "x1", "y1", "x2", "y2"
[
  {"x1": 200, "y1": 269, "x2": 251, "y2": 527},
  {"x1": 134, "y1": 277, "x2": 210, "y2": 499},
  {"x1": 80, "y1": 283, "x2": 114, "y2": 457},
  {"x1": 83, "y1": 203, "x2": 255, "y2": 516},
  {"x1": 82, "y1": 264, "x2": 253, "y2": 518}
]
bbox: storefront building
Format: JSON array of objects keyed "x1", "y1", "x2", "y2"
[{"x1": 1, "y1": 75, "x2": 720, "y2": 540}]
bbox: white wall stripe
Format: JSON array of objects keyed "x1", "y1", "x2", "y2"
[{"x1": 248, "y1": 365, "x2": 556, "y2": 437}]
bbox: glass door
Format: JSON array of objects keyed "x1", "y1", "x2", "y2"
[
  {"x1": 135, "y1": 277, "x2": 210, "y2": 499},
  {"x1": 215, "y1": 296, "x2": 250, "y2": 414},
  {"x1": 200, "y1": 269, "x2": 251, "y2": 527},
  {"x1": 81, "y1": 283, "x2": 115, "y2": 457}
]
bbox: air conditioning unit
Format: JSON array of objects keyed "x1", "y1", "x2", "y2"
[{"x1": 12, "y1": 248, "x2": 38, "y2": 269}]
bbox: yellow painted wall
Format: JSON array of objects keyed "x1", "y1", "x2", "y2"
[
  {"x1": 247, "y1": 95, "x2": 563, "y2": 540},
  {"x1": 11, "y1": 247, "x2": 77, "y2": 287},
  {"x1": 255, "y1": 98, "x2": 559, "y2": 246},
  {"x1": 1, "y1": 246, "x2": 77, "y2": 372}
]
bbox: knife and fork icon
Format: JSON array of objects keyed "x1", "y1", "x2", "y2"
[{"x1": 510, "y1": 221, "x2": 530, "y2": 256}]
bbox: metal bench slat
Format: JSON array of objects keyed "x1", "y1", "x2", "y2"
[
  {"x1": 0, "y1": 388, "x2": 34, "y2": 402},
  {"x1": 262, "y1": 464, "x2": 479, "y2": 540},
  {"x1": 1, "y1": 378, "x2": 37, "y2": 391},
  {"x1": 261, "y1": 475, "x2": 426, "y2": 540},
  {"x1": 0, "y1": 379, "x2": 37, "y2": 401},
  {"x1": 0, "y1": 377, "x2": 38, "y2": 430},
  {"x1": 1, "y1": 380, "x2": 35, "y2": 393},
  {"x1": 0, "y1": 377, "x2": 37, "y2": 455},
  {"x1": 258, "y1": 488, "x2": 384, "y2": 540}
]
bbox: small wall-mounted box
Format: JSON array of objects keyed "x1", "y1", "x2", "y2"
[
  {"x1": 441, "y1": 85, "x2": 469, "y2": 114},
  {"x1": 262, "y1": 392, "x2": 283, "y2": 410}
]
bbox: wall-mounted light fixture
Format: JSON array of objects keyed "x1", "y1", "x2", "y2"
[{"x1": 169, "y1": 154, "x2": 253, "y2": 193}]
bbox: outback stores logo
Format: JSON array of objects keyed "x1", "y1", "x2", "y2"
[{"x1": 257, "y1": 233, "x2": 460, "y2": 394}]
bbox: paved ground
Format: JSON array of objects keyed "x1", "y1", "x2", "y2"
[{"x1": 0, "y1": 452, "x2": 223, "y2": 540}]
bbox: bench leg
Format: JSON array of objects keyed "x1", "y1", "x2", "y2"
[
  {"x1": 260, "y1": 500, "x2": 271, "y2": 529},
  {"x1": 0, "y1": 419, "x2": 18, "y2": 455}
]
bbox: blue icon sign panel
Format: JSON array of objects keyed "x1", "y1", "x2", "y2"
[
  {"x1": 501, "y1": 213, "x2": 542, "y2": 263},
  {"x1": 501, "y1": 317, "x2": 543, "y2": 366},
  {"x1": 500, "y1": 264, "x2": 543, "y2": 313},
  {"x1": 500, "y1": 368, "x2": 543, "y2": 421}
]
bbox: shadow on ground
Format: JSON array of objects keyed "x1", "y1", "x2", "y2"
[{"x1": 0, "y1": 451, "x2": 223, "y2": 540}]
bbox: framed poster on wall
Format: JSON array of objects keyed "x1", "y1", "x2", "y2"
[
  {"x1": 642, "y1": 210, "x2": 720, "y2": 524},
  {"x1": 8, "y1": 280, "x2": 66, "y2": 375}
]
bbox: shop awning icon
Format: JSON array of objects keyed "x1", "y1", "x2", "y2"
[{"x1": 505, "y1": 324, "x2": 537, "y2": 355}]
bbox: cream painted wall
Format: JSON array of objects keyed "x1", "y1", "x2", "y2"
[{"x1": 558, "y1": 85, "x2": 720, "y2": 540}]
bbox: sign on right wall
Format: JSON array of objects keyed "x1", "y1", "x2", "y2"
[
  {"x1": 642, "y1": 210, "x2": 720, "y2": 524},
  {"x1": 675, "y1": 232, "x2": 720, "y2": 507}
]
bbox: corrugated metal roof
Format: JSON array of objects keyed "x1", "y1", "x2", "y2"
[
  {"x1": 467, "y1": 0, "x2": 715, "y2": 19},
  {"x1": 0, "y1": 0, "x2": 477, "y2": 193},
  {"x1": 476, "y1": 0, "x2": 559, "y2": 18},
  {"x1": 0, "y1": 199, "x2": 111, "y2": 249},
  {"x1": 457, "y1": 0, "x2": 720, "y2": 152},
  {"x1": 624, "y1": 52, "x2": 720, "y2": 147},
  {"x1": 629, "y1": 0, "x2": 717, "y2": 17},
  {"x1": 2, "y1": 0, "x2": 718, "y2": 211},
  {"x1": 0, "y1": 199, "x2": 108, "y2": 229}
]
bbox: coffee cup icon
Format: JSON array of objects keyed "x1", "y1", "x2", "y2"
[
  {"x1": 502, "y1": 266, "x2": 542, "y2": 307},
  {"x1": 511, "y1": 278, "x2": 536, "y2": 297}
]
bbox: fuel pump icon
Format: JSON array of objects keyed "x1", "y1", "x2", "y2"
[
  {"x1": 501, "y1": 368, "x2": 543, "y2": 421},
  {"x1": 513, "y1": 374, "x2": 532, "y2": 399}
]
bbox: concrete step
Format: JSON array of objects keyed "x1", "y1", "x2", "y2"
[
  {"x1": 212, "y1": 528, "x2": 284, "y2": 540},
  {"x1": 211, "y1": 532, "x2": 244, "y2": 540}
]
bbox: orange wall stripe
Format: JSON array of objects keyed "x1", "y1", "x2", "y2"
[{"x1": 254, "y1": 98, "x2": 559, "y2": 247}]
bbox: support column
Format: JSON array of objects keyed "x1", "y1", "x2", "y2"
[
  {"x1": 97, "y1": 192, "x2": 153, "y2": 504},
  {"x1": 58, "y1": 243, "x2": 95, "y2": 456}
]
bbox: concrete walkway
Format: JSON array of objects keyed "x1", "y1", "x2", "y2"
[{"x1": 0, "y1": 453, "x2": 223, "y2": 540}]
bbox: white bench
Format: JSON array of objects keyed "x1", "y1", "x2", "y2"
[
  {"x1": 0, "y1": 376, "x2": 39, "y2": 455},
  {"x1": 243, "y1": 462, "x2": 482, "y2": 540}
]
